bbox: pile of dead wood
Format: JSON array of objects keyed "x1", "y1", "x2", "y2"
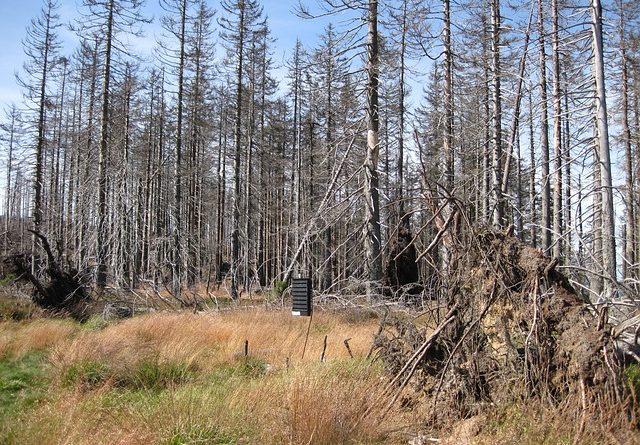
[
  {"x1": 2, "y1": 230, "x2": 89, "y2": 320},
  {"x1": 370, "y1": 227, "x2": 633, "y2": 437}
]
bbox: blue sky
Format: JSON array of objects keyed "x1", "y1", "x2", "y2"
[{"x1": 0, "y1": 0, "x2": 337, "y2": 112}]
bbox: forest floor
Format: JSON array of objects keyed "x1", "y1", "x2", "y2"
[{"x1": 0, "y1": 292, "x2": 637, "y2": 444}]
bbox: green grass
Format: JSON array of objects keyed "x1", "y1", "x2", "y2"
[
  {"x1": 625, "y1": 363, "x2": 640, "y2": 401},
  {"x1": 64, "y1": 358, "x2": 111, "y2": 389},
  {"x1": 64, "y1": 357, "x2": 197, "y2": 391},
  {"x1": 81, "y1": 314, "x2": 111, "y2": 331},
  {"x1": 235, "y1": 355, "x2": 268, "y2": 378},
  {"x1": 0, "y1": 351, "x2": 49, "y2": 419},
  {"x1": 164, "y1": 423, "x2": 243, "y2": 445},
  {"x1": 130, "y1": 359, "x2": 195, "y2": 390},
  {"x1": 0, "y1": 297, "x2": 35, "y2": 321}
]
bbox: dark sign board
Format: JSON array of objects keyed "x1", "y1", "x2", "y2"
[{"x1": 291, "y1": 278, "x2": 312, "y2": 316}]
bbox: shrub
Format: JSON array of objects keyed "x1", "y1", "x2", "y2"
[
  {"x1": 64, "y1": 359, "x2": 110, "y2": 389},
  {"x1": 625, "y1": 363, "x2": 640, "y2": 401},
  {"x1": 0, "y1": 274, "x2": 15, "y2": 288},
  {"x1": 130, "y1": 360, "x2": 194, "y2": 390},
  {"x1": 236, "y1": 355, "x2": 268, "y2": 378},
  {"x1": 270, "y1": 280, "x2": 288, "y2": 300},
  {"x1": 81, "y1": 315, "x2": 110, "y2": 331},
  {"x1": 164, "y1": 424, "x2": 237, "y2": 445}
]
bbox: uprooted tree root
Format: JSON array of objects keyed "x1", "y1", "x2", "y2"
[
  {"x1": 370, "y1": 228, "x2": 638, "y2": 441},
  {"x1": 2, "y1": 230, "x2": 90, "y2": 321}
]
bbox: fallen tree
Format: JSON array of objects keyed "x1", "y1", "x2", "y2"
[
  {"x1": 2, "y1": 230, "x2": 89, "y2": 320},
  {"x1": 370, "y1": 226, "x2": 636, "y2": 441}
]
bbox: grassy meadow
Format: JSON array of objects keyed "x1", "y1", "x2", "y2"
[
  {"x1": 0, "y1": 299, "x2": 414, "y2": 444},
  {"x1": 0, "y1": 295, "x2": 637, "y2": 444}
]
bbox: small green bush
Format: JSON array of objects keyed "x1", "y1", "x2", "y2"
[
  {"x1": 130, "y1": 360, "x2": 194, "y2": 390},
  {"x1": 64, "y1": 360, "x2": 110, "y2": 389},
  {"x1": 81, "y1": 315, "x2": 110, "y2": 331},
  {"x1": 65, "y1": 358, "x2": 196, "y2": 391},
  {"x1": 625, "y1": 363, "x2": 640, "y2": 400},
  {"x1": 236, "y1": 356, "x2": 267, "y2": 378},
  {"x1": 165, "y1": 424, "x2": 237, "y2": 445},
  {"x1": 0, "y1": 274, "x2": 15, "y2": 288},
  {"x1": 270, "y1": 280, "x2": 288, "y2": 300}
]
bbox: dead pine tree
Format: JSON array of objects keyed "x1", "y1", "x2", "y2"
[{"x1": 3, "y1": 230, "x2": 88, "y2": 320}]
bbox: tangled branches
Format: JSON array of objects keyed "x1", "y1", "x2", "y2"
[
  {"x1": 371, "y1": 227, "x2": 629, "y2": 432},
  {"x1": 2, "y1": 230, "x2": 89, "y2": 320}
]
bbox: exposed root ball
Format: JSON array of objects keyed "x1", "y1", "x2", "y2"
[{"x1": 373, "y1": 229, "x2": 625, "y2": 426}]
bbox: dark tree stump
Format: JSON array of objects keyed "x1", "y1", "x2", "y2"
[
  {"x1": 385, "y1": 226, "x2": 420, "y2": 294},
  {"x1": 2, "y1": 231, "x2": 89, "y2": 320}
]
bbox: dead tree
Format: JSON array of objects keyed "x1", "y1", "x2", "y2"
[{"x1": 3, "y1": 230, "x2": 88, "y2": 319}]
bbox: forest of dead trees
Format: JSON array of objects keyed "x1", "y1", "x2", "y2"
[{"x1": 0, "y1": 0, "x2": 638, "y2": 304}]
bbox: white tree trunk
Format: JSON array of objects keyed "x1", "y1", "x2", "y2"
[{"x1": 592, "y1": 0, "x2": 617, "y2": 295}]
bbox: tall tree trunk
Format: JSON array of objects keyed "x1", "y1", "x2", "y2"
[
  {"x1": 96, "y1": 0, "x2": 115, "y2": 289},
  {"x1": 3, "y1": 107, "x2": 17, "y2": 257},
  {"x1": 230, "y1": 0, "x2": 246, "y2": 300},
  {"x1": 243, "y1": 59, "x2": 255, "y2": 294},
  {"x1": 32, "y1": 1, "x2": 57, "y2": 275},
  {"x1": 528, "y1": 90, "x2": 537, "y2": 247},
  {"x1": 292, "y1": 42, "x2": 302, "y2": 278},
  {"x1": 562, "y1": 68, "x2": 572, "y2": 263},
  {"x1": 551, "y1": 0, "x2": 563, "y2": 259},
  {"x1": 538, "y1": 0, "x2": 552, "y2": 252},
  {"x1": 591, "y1": 0, "x2": 617, "y2": 293},
  {"x1": 619, "y1": 0, "x2": 635, "y2": 279},
  {"x1": 215, "y1": 98, "x2": 227, "y2": 284},
  {"x1": 172, "y1": 0, "x2": 187, "y2": 297},
  {"x1": 322, "y1": 48, "x2": 334, "y2": 292},
  {"x1": 443, "y1": 0, "x2": 454, "y2": 193},
  {"x1": 490, "y1": 0, "x2": 503, "y2": 227},
  {"x1": 397, "y1": 0, "x2": 408, "y2": 226},
  {"x1": 481, "y1": 14, "x2": 491, "y2": 223},
  {"x1": 364, "y1": 0, "x2": 382, "y2": 296}
]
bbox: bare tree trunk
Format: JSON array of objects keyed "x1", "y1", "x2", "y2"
[
  {"x1": 528, "y1": 91, "x2": 537, "y2": 247},
  {"x1": 634, "y1": 78, "x2": 640, "y2": 277},
  {"x1": 538, "y1": 0, "x2": 552, "y2": 252},
  {"x1": 501, "y1": 12, "x2": 531, "y2": 197},
  {"x1": 397, "y1": 0, "x2": 407, "y2": 226},
  {"x1": 591, "y1": 0, "x2": 617, "y2": 294},
  {"x1": 481, "y1": 14, "x2": 491, "y2": 223},
  {"x1": 562, "y1": 67, "x2": 572, "y2": 262},
  {"x1": 292, "y1": 41, "x2": 302, "y2": 279},
  {"x1": 230, "y1": 0, "x2": 246, "y2": 301},
  {"x1": 322, "y1": 46, "x2": 334, "y2": 292},
  {"x1": 551, "y1": 0, "x2": 563, "y2": 260},
  {"x1": 490, "y1": 0, "x2": 503, "y2": 228},
  {"x1": 96, "y1": 0, "x2": 115, "y2": 289},
  {"x1": 364, "y1": 0, "x2": 382, "y2": 296},
  {"x1": 3, "y1": 107, "x2": 18, "y2": 256},
  {"x1": 618, "y1": 0, "x2": 635, "y2": 280},
  {"x1": 244, "y1": 59, "x2": 255, "y2": 294},
  {"x1": 215, "y1": 97, "x2": 227, "y2": 284},
  {"x1": 443, "y1": 0, "x2": 454, "y2": 194},
  {"x1": 171, "y1": 0, "x2": 187, "y2": 297}
]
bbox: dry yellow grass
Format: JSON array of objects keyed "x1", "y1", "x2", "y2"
[
  {"x1": 0, "y1": 318, "x2": 77, "y2": 357},
  {"x1": 10, "y1": 364, "x2": 391, "y2": 444},
  {"x1": 6, "y1": 306, "x2": 633, "y2": 444},
  {"x1": 49, "y1": 308, "x2": 380, "y2": 377},
  {"x1": 1, "y1": 307, "x2": 400, "y2": 445}
]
